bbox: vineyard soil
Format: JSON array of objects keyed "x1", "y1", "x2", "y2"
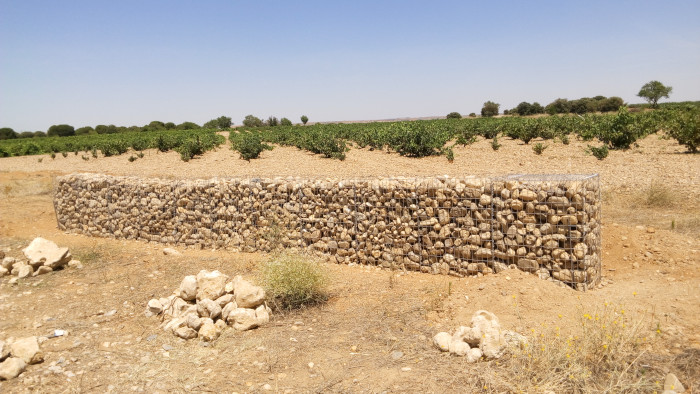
[{"x1": 0, "y1": 134, "x2": 699, "y2": 393}]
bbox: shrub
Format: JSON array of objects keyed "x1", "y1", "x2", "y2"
[
  {"x1": 231, "y1": 132, "x2": 272, "y2": 160},
  {"x1": 280, "y1": 117, "x2": 292, "y2": 126},
  {"x1": 176, "y1": 121, "x2": 201, "y2": 130},
  {"x1": 588, "y1": 144, "x2": 609, "y2": 160},
  {"x1": 260, "y1": 252, "x2": 329, "y2": 310},
  {"x1": 75, "y1": 126, "x2": 94, "y2": 135},
  {"x1": 445, "y1": 147, "x2": 455, "y2": 162},
  {"x1": 491, "y1": 135, "x2": 501, "y2": 151},
  {"x1": 0, "y1": 127, "x2": 17, "y2": 140},
  {"x1": 469, "y1": 113, "x2": 476, "y2": 117},
  {"x1": 204, "y1": 116, "x2": 232, "y2": 130},
  {"x1": 128, "y1": 155, "x2": 137, "y2": 162},
  {"x1": 481, "y1": 101, "x2": 500, "y2": 117},
  {"x1": 532, "y1": 143, "x2": 548, "y2": 155},
  {"x1": 560, "y1": 134, "x2": 570, "y2": 145},
  {"x1": 47, "y1": 124, "x2": 75, "y2": 137},
  {"x1": 446, "y1": 112, "x2": 462, "y2": 119},
  {"x1": 242, "y1": 115, "x2": 264, "y2": 128},
  {"x1": 666, "y1": 107, "x2": 699, "y2": 153}
]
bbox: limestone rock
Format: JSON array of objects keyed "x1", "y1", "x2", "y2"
[
  {"x1": 232, "y1": 275, "x2": 266, "y2": 308},
  {"x1": 178, "y1": 275, "x2": 198, "y2": 302},
  {"x1": 0, "y1": 357, "x2": 26, "y2": 380},
  {"x1": 215, "y1": 294, "x2": 234, "y2": 308},
  {"x1": 33, "y1": 266, "x2": 53, "y2": 276},
  {"x1": 1, "y1": 257, "x2": 16, "y2": 270},
  {"x1": 0, "y1": 267, "x2": 8, "y2": 277},
  {"x1": 163, "y1": 317, "x2": 187, "y2": 334},
  {"x1": 255, "y1": 304, "x2": 271, "y2": 325},
  {"x1": 228, "y1": 308, "x2": 259, "y2": 331},
  {"x1": 480, "y1": 327, "x2": 506, "y2": 359},
  {"x1": 448, "y1": 339, "x2": 471, "y2": 356},
  {"x1": 174, "y1": 326, "x2": 198, "y2": 340},
  {"x1": 163, "y1": 248, "x2": 182, "y2": 256},
  {"x1": 196, "y1": 270, "x2": 229, "y2": 301},
  {"x1": 186, "y1": 314, "x2": 204, "y2": 331},
  {"x1": 163, "y1": 297, "x2": 190, "y2": 318},
  {"x1": 196, "y1": 298, "x2": 222, "y2": 320},
  {"x1": 198, "y1": 321, "x2": 222, "y2": 342},
  {"x1": 466, "y1": 348, "x2": 483, "y2": 363},
  {"x1": 67, "y1": 259, "x2": 83, "y2": 269},
  {"x1": 221, "y1": 301, "x2": 237, "y2": 321},
  {"x1": 0, "y1": 340, "x2": 9, "y2": 361},
  {"x1": 22, "y1": 237, "x2": 71, "y2": 269},
  {"x1": 9, "y1": 337, "x2": 43, "y2": 365},
  {"x1": 147, "y1": 299, "x2": 163, "y2": 315},
  {"x1": 433, "y1": 332, "x2": 451, "y2": 352},
  {"x1": 17, "y1": 264, "x2": 33, "y2": 279}
]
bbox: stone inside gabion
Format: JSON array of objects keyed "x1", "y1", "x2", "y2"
[{"x1": 54, "y1": 173, "x2": 601, "y2": 290}]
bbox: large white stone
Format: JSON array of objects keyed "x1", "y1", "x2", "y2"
[
  {"x1": 22, "y1": 237, "x2": 71, "y2": 269},
  {"x1": 196, "y1": 270, "x2": 229, "y2": 301},
  {"x1": 0, "y1": 357, "x2": 26, "y2": 380},
  {"x1": 221, "y1": 301, "x2": 237, "y2": 321},
  {"x1": 198, "y1": 321, "x2": 222, "y2": 342},
  {"x1": 174, "y1": 326, "x2": 198, "y2": 340},
  {"x1": 255, "y1": 304, "x2": 271, "y2": 325},
  {"x1": 433, "y1": 332, "x2": 451, "y2": 352},
  {"x1": 0, "y1": 340, "x2": 9, "y2": 361},
  {"x1": 178, "y1": 275, "x2": 198, "y2": 301},
  {"x1": 232, "y1": 275, "x2": 266, "y2": 308},
  {"x1": 227, "y1": 308, "x2": 259, "y2": 331},
  {"x1": 9, "y1": 336, "x2": 43, "y2": 365},
  {"x1": 196, "y1": 298, "x2": 222, "y2": 320}
]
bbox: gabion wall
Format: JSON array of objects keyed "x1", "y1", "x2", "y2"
[{"x1": 53, "y1": 173, "x2": 601, "y2": 290}]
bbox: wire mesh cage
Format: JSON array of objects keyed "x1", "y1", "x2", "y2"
[{"x1": 54, "y1": 173, "x2": 601, "y2": 290}]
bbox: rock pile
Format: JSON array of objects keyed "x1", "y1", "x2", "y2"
[
  {"x1": 1, "y1": 238, "x2": 81, "y2": 281},
  {"x1": 433, "y1": 310, "x2": 526, "y2": 362},
  {"x1": 54, "y1": 173, "x2": 601, "y2": 289},
  {"x1": 0, "y1": 336, "x2": 44, "y2": 380},
  {"x1": 148, "y1": 270, "x2": 271, "y2": 342}
]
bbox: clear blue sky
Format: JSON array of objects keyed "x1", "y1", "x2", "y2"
[{"x1": 1, "y1": 0, "x2": 699, "y2": 131}]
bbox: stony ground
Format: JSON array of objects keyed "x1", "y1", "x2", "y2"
[{"x1": 0, "y1": 134, "x2": 699, "y2": 393}]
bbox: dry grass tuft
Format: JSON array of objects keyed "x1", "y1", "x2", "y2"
[
  {"x1": 466, "y1": 303, "x2": 663, "y2": 393},
  {"x1": 259, "y1": 251, "x2": 330, "y2": 311},
  {"x1": 640, "y1": 181, "x2": 676, "y2": 208}
]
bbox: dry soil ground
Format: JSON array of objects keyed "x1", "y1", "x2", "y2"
[{"x1": 0, "y1": 134, "x2": 699, "y2": 393}]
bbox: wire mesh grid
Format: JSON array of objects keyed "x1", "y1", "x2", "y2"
[{"x1": 53, "y1": 173, "x2": 601, "y2": 290}]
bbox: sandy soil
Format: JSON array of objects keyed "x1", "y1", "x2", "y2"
[{"x1": 0, "y1": 135, "x2": 699, "y2": 393}]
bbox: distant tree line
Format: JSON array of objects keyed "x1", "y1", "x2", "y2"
[
  {"x1": 241, "y1": 115, "x2": 306, "y2": 128},
  {"x1": 503, "y1": 96, "x2": 625, "y2": 116},
  {"x1": 0, "y1": 116, "x2": 234, "y2": 140}
]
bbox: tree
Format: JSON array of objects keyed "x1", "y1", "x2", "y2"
[
  {"x1": 164, "y1": 122, "x2": 176, "y2": 130},
  {"x1": 47, "y1": 124, "x2": 75, "y2": 137},
  {"x1": 34, "y1": 131, "x2": 47, "y2": 138},
  {"x1": 514, "y1": 102, "x2": 533, "y2": 116},
  {"x1": 266, "y1": 116, "x2": 279, "y2": 127},
  {"x1": 95, "y1": 124, "x2": 117, "y2": 134},
  {"x1": 446, "y1": 112, "x2": 462, "y2": 119},
  {"x1": 242, "y1": 115, "x2": 264, "y2": 128},
  {"x1": 481, "y1": 101, "x2": 499, "y2": 117},
  {"x1": 280, "y1": 117, "x2": 292, "y2": 126},
  {"x1": 176, "y1": 121, "x2": 201, "y2": 130},
  {"x1": 147, "y1": 121, "x2": 166, "y2": 130},
  {"x1": 638, "y1": 80, "x2": 672, "y2": 108},
  {"x1": 18, "y1": 131, "x2": 35, "y2": 138},
  {"x1": 0, "y1": 127, "x2": 17, "y2": 140},
  {"x1": 301, "y1": 115, "x2": 309, "y2": 125},
  {"x1": 75, "y1": 126, "x2": 94, "y2": 135},
  {"x1": 545, "y1": 98, "x2": 571, "y2": 115},
  {"x1": 599, "y1": 97, "x2": 624, "y2": 112}
]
